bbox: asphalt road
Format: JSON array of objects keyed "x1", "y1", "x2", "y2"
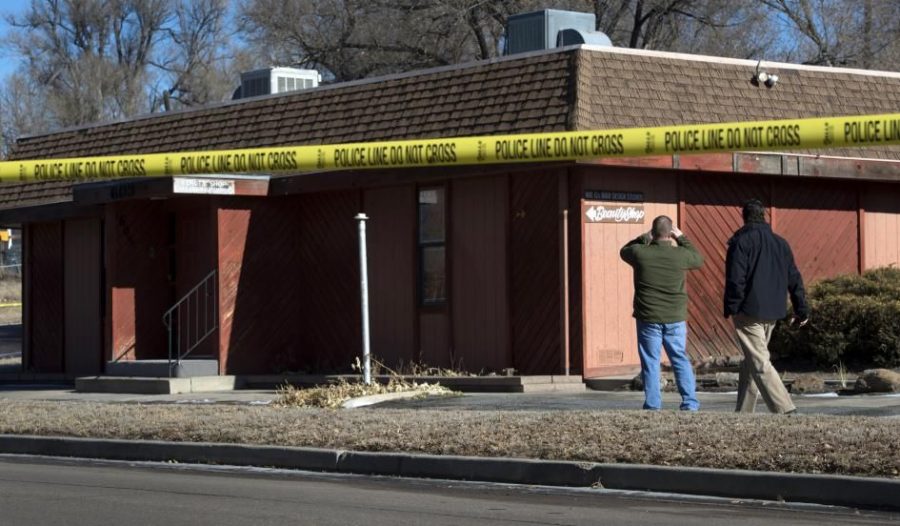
[
  {"x1": 0, "y1": 324, "x2": 21, "y2": 357},
  {"x1": 0, "y1": 457, "x2": 897, "y2": 526}
]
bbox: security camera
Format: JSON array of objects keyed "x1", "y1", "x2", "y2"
[{"x1": 764, "y1": 74, "x2": 778, "y2": 88}]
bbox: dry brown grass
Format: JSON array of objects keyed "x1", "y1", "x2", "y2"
[
  {"x1": 275, "y1": 379, "x2": 454, "y2": 408},
  {"x1": 0, "y1": 308, "x2": 21, "y2": 325},
  {"x1": 0, "y1": 279, "x2": 21, "y2": 325},
  {"x1": 0, "y1": 400, "x2": 898, "y2": 478},
  {"x1": 0, "y1": 279, "x2": 21, "y2": 303}
]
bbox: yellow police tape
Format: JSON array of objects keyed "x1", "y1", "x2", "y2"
[
  {"x1": 0, "y1": 303, "x2": 21, "y2": 308},
  {"x1": 4, "y1": 113, "x2": 900, "y2": 184}
]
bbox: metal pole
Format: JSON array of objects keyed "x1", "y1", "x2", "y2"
[{"x1": 355, "y1": 213, "x2": 372, "y2": 385}]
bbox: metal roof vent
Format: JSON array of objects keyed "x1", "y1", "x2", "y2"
[
  {"x1": 505, "y1": 9, "x2": 612, "y2": 55},
  {"x1": 233, "y1": 67, "x2": 321, "y2": 100}
]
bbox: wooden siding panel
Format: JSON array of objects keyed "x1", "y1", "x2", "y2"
[
  {"x1": 219, "y1": 199, "x2": 303, "y2": 374},
  {"x1": 28, "y1": 222, "x2": 64, "y2": 372},
  {"x1": 579, "y1": 169, "x2": 677, "y2": 376},
  {"x1": 173, "y1": 199, "x2": 217, "y2": 359},
  {"x1": 223, "y1": 192, "x2": 361, "y2": 374},
  {"x1": 295, "y1": 192, "x2": 361, "y2": 370},
  {"x1": 510, "y1": 171, "x2": 560, "y2": 375},
  {"x1": 451, "y1": 176, "x2": 510, "y2": 372},
  {"x1": 217, "y1": 205, "x2": 251, "y2": 374},
  {"x1": 774, "y1": 181, "x2": 858, "y2": 282},
  {"x1": 63, "y1": 218, "x2": 103, "y2": 376},
  {"x1": 364, "y1": 186, "x2": 416, "y2": 367},
  {"x1": 863, "y1": 184, "x2": 900, "y2": 269},
  {"x1": 107, "y1": 201, "x2": 171, "y2": 362},
  {"x1": 419, "y1": 311, "x2": 450, "y2": 367},
  {"x1": 682, "y1": 175, "x2": 770, "y2": 360}
]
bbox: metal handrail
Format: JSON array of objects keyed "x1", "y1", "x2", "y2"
[{"x1": 163, "y1": 270, "x2": 218, "y2": 377}]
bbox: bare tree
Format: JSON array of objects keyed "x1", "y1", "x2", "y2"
[
  {"x1": 0, "y1": 73, "x2": 53, "y2": 156},
  {"x1": 0, "y1": 0, "x2": 237, "y2": 149},
  {"x1": 5, "y1": 0, "x2": 170, "y2": 126},
  {"x1": 153, "y1": 0, "x2": 236, "y2": 111},
  {"x1": 760, "y1": 0, "x2": 900, "y2": 68},
  {"x1": 237, "y1": 0, "x2": 767, "y2": 81}
]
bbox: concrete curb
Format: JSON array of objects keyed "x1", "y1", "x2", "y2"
[
  {"x1": 341, "y1": 391, "x2": 425, "y2": 409},
  {"x1": 0, "y1": 434, "x2": 897, "y2": 510}
]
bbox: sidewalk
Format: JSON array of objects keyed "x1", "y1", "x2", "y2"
[{"x1": 1, "y1": 383, "x2": 899, "y2": 417}]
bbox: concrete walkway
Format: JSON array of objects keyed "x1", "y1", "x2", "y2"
[{"x1": 1, "y1": 384, "x2": 899, "y2": 417}]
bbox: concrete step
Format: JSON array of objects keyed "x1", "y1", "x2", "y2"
[
  {"x1": 242, "y1": 374, "x2": 586, "y2": 393},
  {"x1": 76, "y1": 375, "x2": 236, "y2": 394},
  {"x1": 105, "y1": 359, "x2": 218, "y2": 378},
  {"x1": 519, "y1": 382, "x2": 587, "y2": 393}
]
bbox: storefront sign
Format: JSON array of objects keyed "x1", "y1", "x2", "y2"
[
  {"x1": 173, "y1": 177, "x2": 235, "y2": 195},
  {"x1": 583, "y1": 201, "x2": 646, "y2": 224},
  {"x1": 584, "y1": 190, "x2": 644, "y2": 202}
]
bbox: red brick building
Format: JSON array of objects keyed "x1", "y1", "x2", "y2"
[{"x1": 1, "y1": 45, "x2": 899, "y2": 379}]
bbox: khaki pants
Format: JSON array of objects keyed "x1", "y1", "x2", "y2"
[{"x1": 733, "y1": 314, "x2": 795, "y2": 414}]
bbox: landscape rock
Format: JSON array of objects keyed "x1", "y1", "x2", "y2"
[
  {"x1": 854, "y1": 369, "x2": 900, "y2": 393},
  {"x1": 715, "y1": 372, "x2": 739, "y2": 388},
  {"x1": 630, "y1": 374, "x2": 669, "y2": 391},
  {"x1": 630, "y1": 374, "x2": 643, "y2": 391},
  {"x1": 790, "y1": 373, "x2": 826, "y2": 394},
  {"x1": 697, "y1": 358, "x2": 714, "y2": 373}
]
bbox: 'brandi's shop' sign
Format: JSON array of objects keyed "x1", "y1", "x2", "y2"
[{"x1": 582, "y1": 201, "x2": 646, "y2": 224}]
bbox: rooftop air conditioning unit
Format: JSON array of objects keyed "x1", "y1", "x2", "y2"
[
  {"x1": 505, "y1": 9, "x2": 612, "y2": 55},
  {"x1": 234, "y1": 67, "x2": 322, "y2": 99}
]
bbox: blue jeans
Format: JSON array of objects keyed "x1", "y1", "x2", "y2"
[{"x1": 637, "y1": 320, "x2": 699, "y2": 411}]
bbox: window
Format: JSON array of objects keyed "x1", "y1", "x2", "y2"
[{"x1": 418, "y1": 187, "x2": 446, "y2": 305}]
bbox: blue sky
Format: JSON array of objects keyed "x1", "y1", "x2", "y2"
[{"x1": 0, "y1": 0, "x2": 31, "y2": 79}]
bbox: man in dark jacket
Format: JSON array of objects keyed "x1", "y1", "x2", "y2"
[
  {"x1": 724, "y1": 199, "x2": 809, "y2": 414},
  {"x1": 621, "y1": 215, "x2": 704, "y2": 411}
]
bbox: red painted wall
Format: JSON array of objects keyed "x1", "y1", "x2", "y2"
[
  {"x1": 578, "y1": 167, "x2": 678, "y2": 376},
  {"x1": 862, "y1": 183, "x2": 900, "y2": 270},
  {"x1": 682, "y1": 174, "x2": 771, "y2": 361}
]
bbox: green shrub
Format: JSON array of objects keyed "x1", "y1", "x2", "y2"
[{"x1": 770, "y1": 267, "x2": 900, "y2": 367}]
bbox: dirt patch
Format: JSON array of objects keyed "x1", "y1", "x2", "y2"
[
  {"x1": 0, "y1": 279, "x2": 21, "y2": 303},
  {"x1": 0, "y1": 400, "x2": 897, "y2": 478},
  {"x1": 276, "y1": 380, "x2": 455, "y2": 408}
]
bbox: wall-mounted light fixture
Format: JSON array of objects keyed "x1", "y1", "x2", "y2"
[{"x1": 754, "y1": 60, "x2": 778, "y2": 88}]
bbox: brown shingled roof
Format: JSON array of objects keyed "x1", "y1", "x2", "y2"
[
  {"x1": 4, "y1": 45, "x2": 900, "y2": 212},
  {"x1": 10, "y1": 51, "x2": 573, "y2": 160},
  {"x1": 572, "y1": 47, "x2": 900, "y2": 159},
  {"x1": 2, "y1": 50, "x2": 574, "y2": 210},
  {"x1": 0, "y1": 180, "x2": 74, "y2": 211}
]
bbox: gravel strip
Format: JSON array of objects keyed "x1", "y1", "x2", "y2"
[{"x1": 0, "y1": 400, "x2": 897, "y2": 478}]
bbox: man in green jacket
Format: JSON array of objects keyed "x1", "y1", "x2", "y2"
[{"x1": 620, "y1": 215, "x2": 704, "y2": 410}]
